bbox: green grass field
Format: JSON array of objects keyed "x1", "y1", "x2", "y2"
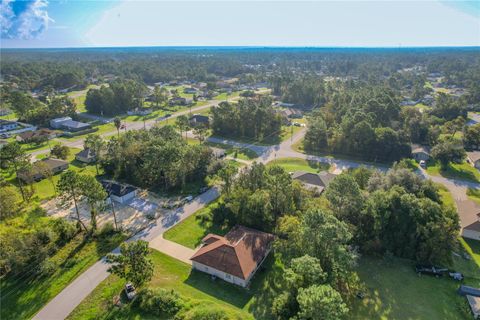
[
  {"x1": 267, "y1": 157, "x2": 330, "y2": 173},
  {"x1": 164, "y1": 201, "x2": 228, "y2": 249},
  {"x1": 426, "y1": 161, "x2": 480, "y2": 183}
]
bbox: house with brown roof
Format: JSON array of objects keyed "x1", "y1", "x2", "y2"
[
  {"x1": 291, "y1": 171, "x2": 336, "y2": 194},
  {"x1": 190, "y1": 225, "x2": 274, "y2": 287},
  {"x1": 16, "y1": 128, "x2": 57, "y2": 143},
  {"x1": 462, "y1": 212, "x2": 480, "y2": 241},
  {"x1": 17, "y1": 158, "x2": 69, "y2": 182}
]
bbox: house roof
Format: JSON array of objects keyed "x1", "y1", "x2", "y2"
[
  {"x1": 411, "y1": 144, "x2": 430, "y2": 154},
  {"x1": 210, "y1": 147, "x2": 226, "y2": 157},
  {"x1": 467, "y1": 152, "x2": 480, "y2": 163},
  {"x1": 189, "y1": 114, "x2": 209, "y2": 123},
  {"x1": 19, "y1": 158, "x2": 69, "y2": 176},
  {"x1": 101, "y1": 180, "x2": 137, "y2": 197},
  {"x1": 190, "y1": 225, "x2": 274, "y2": 280},
  {"x1": 467, "y1": 295, "x2": 480, "y2": 315},
  {"x1": 18, "y1": 128, "x2": 55, "y2": 140},
  {"x1": 75, "y1": 148, "x2": 96, "y2": 159},
  {"x1": 61, "y1": 120, "x2": 90, "y2": 129},
  {"x1": 292, "y1": 171, "x2": 336, "y2": 189}
]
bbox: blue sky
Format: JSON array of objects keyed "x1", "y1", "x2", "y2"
[{"x1": 1, "y1": 0, "x2": 479, "y2": 48}]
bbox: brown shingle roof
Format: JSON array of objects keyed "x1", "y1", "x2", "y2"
[{"x1": 190, "y1": 226, "x2": 274, "y2": 280}]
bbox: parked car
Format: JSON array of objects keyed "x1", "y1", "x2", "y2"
[
  {"x1": 182, "y1": 195, "x2": 193, "y2": 203},
  {"x1": 293, "y1": 122, "x2": 302, "y2": 127},
  {"x1": 419, "y1": 160, "x2": 426, "y2": 168},
  {"x1": 415, "y1": 265, "x2": 447, "y2": 277},
  {"x1": 125, "y1": 283, "x2": 136, "y2": 300}
]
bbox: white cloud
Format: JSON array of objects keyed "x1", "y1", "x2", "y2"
[{"x1": 1, "y1": 0, "x2": 53, "y2": 39}]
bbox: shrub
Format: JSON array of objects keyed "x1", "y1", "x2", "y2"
[
  {"x1": 37, "y1": 260, "x2": 56, "y2": 277},
  {"x1": 51, "y1": 218, "x2": 77, "y2": 245},
  {"x1": 195, "y1": 210, "x2": 212, "y2": 224},
  {"x1": 182, "y1": 306, "x2": 228, "y2": 320},
  {"x1": 136, "y1": 288, "x2": 184, "y2": 317},
  {"x1": 96, "y1": 222, "x2": 116, "y2": 238}
]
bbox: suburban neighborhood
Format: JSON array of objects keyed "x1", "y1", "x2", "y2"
[{"x1": 1, "y1": 1, "x2": 480, "y2": 320}]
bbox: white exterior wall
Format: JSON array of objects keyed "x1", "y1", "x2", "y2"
[
  {"x1": 192, "y1": 261, "x2": 248, "y2": 287},
  {"x1": 111, "y1": 190, "x2": 136, "y2": 204},
  {"x1": 462, "y1": 229, "x2": 480, "y2": 241}
]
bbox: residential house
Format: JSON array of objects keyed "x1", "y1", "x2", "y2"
[
  {"x1": 292, "y1": 171, "x2": 336, "y2": 194},
  {"x1": 462, "y1": 212, "x2": 480, "y2": 241},
  {"x1": 169, "y1": 97, "x2": 193, "y2": 106},
  {"x1": 16, "y1": 128, "x2": 57, "y2": 143},
  {"x1": 277, "y1": 108, "x2": 303, "y2": 119},
  {"x1": 189, "y1": 114, "x2": 209, "y2": 127},
  {"x1": 190, "y1": 225, "x2": 274, "y2": 287},
  {"x1": 184, "y1": 87, "x2": 198, "y2": 94},
  {"x1": 102, "y1": 180, "x2": 137, "y2": 204},
  {"x1": 50, "y1": 117, "x2": 91, "y2": 132},
  {"x1": 0, "y1": 119, "x2": 18, "y2": 132},
  {"x1": 411, "y1": 145, "x2": 430, "y2": 162},
  {"x1": 17, "y1": 158, "x2": 69, "y2": 182},
  {"x1": 467, "y1": 152, "x2": 480, "y2": 171},
  {"x1": 75, "y1": 148, "x2": 96, "y2": 163}
]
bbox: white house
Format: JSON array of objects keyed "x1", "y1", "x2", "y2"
[
  {"x1": 411, "y1": 144, "x2": 430, "y2": 162},
  {"x1": 190, "y1": 226, "x2": 274, "y2": 287},
  {"x1": 101, "y1": 181, "x2": 137, "y2": 204}
]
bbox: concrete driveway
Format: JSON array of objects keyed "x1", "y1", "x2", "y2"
[{"x1": 149, "y1": 235, "x2": 195, "y2": 265}]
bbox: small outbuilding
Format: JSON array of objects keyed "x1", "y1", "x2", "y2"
[{"x1": 102, "y1": 180, "x2": 137, "y2": 204}]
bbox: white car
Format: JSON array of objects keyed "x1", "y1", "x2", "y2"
[
  {"x1": 125, "y1": 283, "x2": 136, "y2": 300},
  {"x1": 419, "y1": 160, "x2": 426, "y2": 168}
]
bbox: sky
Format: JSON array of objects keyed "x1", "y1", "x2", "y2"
[{"x1": 0, "y1": 0, "x2": 479, "y2": 48}]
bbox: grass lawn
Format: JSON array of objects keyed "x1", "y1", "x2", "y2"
[
  {"x1": 2, "y1": 147, "x2": 100, "y2": 201},
  {"x1": 467, "y1": 188, "x2": 480, "y2": 205},
  {"x1": 267, "y1": 157, "x2": 330, "y2": 173},
  {"x1": 426, "y1": 160, "x2": 480, "y2": 183},
  {"x1": 352, "y1": 255, "x2": 477, "y2": 320},
  {"x1": 0, "y1": 230, "x2": 125, "y2": 320},
  {"x1": 164, "y1": 201, "x2": 228, "y2": 249},
  {"x1": 67, "y1": 250, "x2": 257, "y2": 320}
]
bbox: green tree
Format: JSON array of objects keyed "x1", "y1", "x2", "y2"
[
  {"x1": 114, "y1": 116, "x2": 122, "y2": 138},
  {"x1": 431, "y1": 141, "x2": 466, "y2": 169},
  {"x1": 106, "y1": 240, "x2": 153, "y2": 286},
  {"x1": 0, "y1": 186, "x2": 21, "y2": 220},
  {"x1": 217, "y1": 162, "x2": 237, "y2": 196},
  {"x1": 193, "y1": 125, "x2": 208, "y2": 144},
  {"x1": 175, "y1": 115, "x2": 190, "y2": 139},
  {"x1": 296, "y1": 284, "x2": 348, "y2": 320},
  {"x1": 79, "y1": 175, "x2": 107, "y2": 230},
  {"x1": 84, "y1": 134, "x2": 105, "y2": 174},
  {"x1": 36, "y1": 161, "x2": 56, "y2": 194},
  {"x1": 56, "y1": 171, "x2": 87, "y2": 231},
  {"x1": 464, "y1": 123, "x2": 480, "y2": 150},
  {"x1": 325, "y1": 174, "x2": 364, "y2": 226},
  {"x1": 0, "y1": 142, "x2": 30, "y2": 200},
  {"x1": 51, "y1": 144, "x2": 70, "y2": 160}
]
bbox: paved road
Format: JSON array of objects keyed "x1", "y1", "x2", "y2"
[{"x1": 33, "y1": 187, "x2": 220, "y2": 320}]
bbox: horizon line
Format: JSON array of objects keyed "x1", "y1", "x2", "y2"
[{"x1": 1, "y1": 45, "x2": 480, "y2": 51}]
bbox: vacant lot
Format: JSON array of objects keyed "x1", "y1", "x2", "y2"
[{"x1": 267, "y1": 157, "x2": 330, "y2": 173}]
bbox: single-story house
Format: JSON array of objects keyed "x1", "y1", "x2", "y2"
[
  {"x1": 17, "y1": 158, "x2": 69, "y2": 182},
  {"x1": 127, "y1": 108, "x2": 153, "y2": 116},
  {"x1": 75, "y1": 148, "x2": 96, "y2": 163},
  {"x1": 467, "y1": 152, "x2": 480, "y2": 171},
  {"x1": 291, "y1": 171, "x2": 336, "y2": 194},
  {"x1": 467, "y1": 295, "x2": 480, "y2": 319},
  {"x1": 50, "y1": 116, "x2": 91, "y2": 132},
  {"x1": 189, "y1": 114, "x2": 209, "y2": 127},
  {"x1": 169, "y1": 97, "x2": 193, "y2": 106},
  {"x1": 278, "y1": 108, "x2": 303, "y2": 119},
  {"x1": 16, "y1": 128, "x2": 57, "y2": 143},
  {"x1": 184, "y1": 87, "x2": 198, "y2": 94},
  {"x1": 0, "y1": 119, "x2": 18, "y2": 132},
  {"x1": 411, "y1": 144, "x2": 430, "y2": 162},
  {"x1": 102, "y1": 180, "x2": 137, "y2": 204},
  {"x1": 210, "y1": 147, "x2": 226, "y2": 159},
  {"x1": 190, "y1": 225, "x2": 274, "y2": 287}
]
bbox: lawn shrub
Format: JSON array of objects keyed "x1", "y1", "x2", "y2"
[
  {"x1": 136, "y1": 288, "x2": 184, "y2": 317},
  {"x1": 51, "y1": 218, "x2": 78, "y2": 245},
  {"x1": 96, "y1": 222, "x2": 116, "y2": 238},
  {"x1": 37, "y1": 259, "x2": 56, "y2": 277},
  {"x1": 182, "y1": 306, "x2": 229, "y2": 320}
]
